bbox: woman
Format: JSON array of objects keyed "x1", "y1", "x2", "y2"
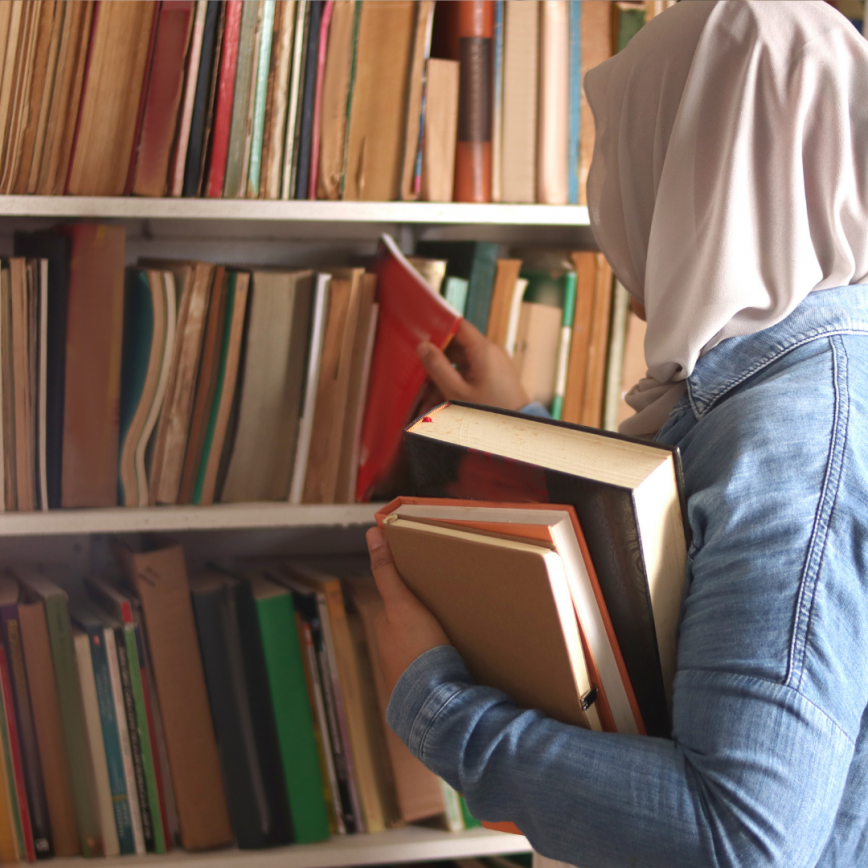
[{"x1": 367, "y1": 2, "x2": 868, "y2": 866}]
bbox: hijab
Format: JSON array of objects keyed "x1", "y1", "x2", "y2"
[{"x1": 585, "y1": 0, "x2": 868, "y2": 438}]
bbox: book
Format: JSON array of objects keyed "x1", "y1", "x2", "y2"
[
  {"x1": 581, "y1": 253, "x2": 614, "y2": 428},
  {"x1": 182, "y1": 0, "x2": 222, "y2": 198},
  {"x1": 288, "y1": 272, "x2": 331, "y2": 504},
  {"x1": 16, "y1": 593, "x2": 78, "y2": 857},
  {"x1": 247, "y1": 0, "x2": 276, "y2": 198},
  {"x1": 66, "y1": 1, "x2": 157, "y2": 195},
  {"x1": 400, "y1": 1, "x2": 435, "y2": 201},
  {"x1": 355, "y1": 236, "x2": 461, "y2": 502},
  {"x1": 442, "y1": 276, "x2": 469, "y2": 316},
  {"x1": 567, "y1": 0, "x2": 581, "y2": 204},
  {"x1": 314, "y1": 0, "x2": 353, "y2": 200},
  {"x1": 0, "y1": 651, "x2": 19, "y2": 864},
  {"x1": 262, "y1": 0, "x2": 295, "y2": 199},
  {"x1": 189, "y1": 570, "x2": 292, "y2": 849},
  {"x1": 561, "y1": 251, "x2": 597, "y2": 425},
  {"x1": 223, "y1": 0, "x2": 261, "y2": 198},
  {"x1": 205, "y1": 0, "x2": 242, "y2": 198},
  {"x1": 380, "y1": 515, "x2": 601, "y2": 730},
  {"x1": 537, "y1": 1, "x2": 569, "y2": 205},
  {"x1": 602, "y1": 280, "x2": 631, "y2": 432},
  {"x1": 69, "y1": 600, "x2": 135, "y2": 856},
  {"x1": 221, "y1": 269, "x2": 313, "y2": 502},
  {"x1": 579, "y1": 1, "x2": 612, "y2": 204},
  {"x1": 343, "y1": 0, "x2": 416, "y2": 201},
  {"x1": 16, "y1": 569, "x2": 102, "y2": 856},
  {"x1": 452, "y1": 1, "x2": 494, "y2": 203},
  {"x1": 118, "y1": 270, "x2": 168, "y2": 508},
  {"x1": 403, "y1": 400, "x2": 690, "y2": 738},
  {"x1": 281, "y1": 0, "x2": 309, "y2": 200},
  {"x1": 378, "y1": 498, "x2": 645, "y2": 736},
  {"x1": 420, "y1": 58, "x2": 459, "y2": 203},
  {"x1": 0, "y1": 263, "x2": 12, "y2": 511},
  {"x1": 0, "y1": 578, "x2": 51, "y2": 858},
  {"x1": 132, "y1": 1, "x2": 196, "y2": 197},
  {"x1": 293, "y1": 0, "x2": 322, "y2": 199},
  {"x1": 485, "y1": 258, "x2": 522, "y2": 347},
  {"x1": 0, "y1": 644, "x2": 29, "y2": 861},
  {"x1": 114, "y1": 541, "x2": 232, "y2": 851},
  {"x1": 84, "y1": 578, "x2": 164, "y2": 855},
  {"x1": 552, "y1": 271, "x2": 578, "y2": 420},
  {"x1": 304, "y1": 0, "x2": 330, "y2": 200},
  {"x1": 8, "y1": 258, "x2": 35, "y2": 512},
  {"x1": 490, "y1": 0, "x2": 504, "y2": 203},
  {"x1": 233, "y1": 568, "x2": 331, "y2": 843},
  {"x1": 415, "y1": 239, "x2": 498, "y2": 336}
]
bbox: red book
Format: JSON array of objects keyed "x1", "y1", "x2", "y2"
[
  {"x1": 355, "y1": 235, "x2": 461, "y2": 502},
  {"x1": 0, "y1": 646, "x2": 35, "y2": 862},
  {"x1": 132, "y1": 1, "x2": 195, "y2": 197},
  {"x1": 205, "y1": 0, "x2": 243, "y2": 199},
  {"x1": 307, "y1": 1, "x2": 333, "y2": 200},
  {"x1": 122, "y1": 2, "x2": 162, "y2": 196}
]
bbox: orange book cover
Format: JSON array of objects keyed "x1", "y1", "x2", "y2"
[{"x1": 354, "y1": 237, "x2": 461, "y2": 502}]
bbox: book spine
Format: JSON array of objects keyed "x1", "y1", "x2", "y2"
[
  {"x1": 129, "y1": 625, "x2": 166, "y2": 853},
  {"x1": 0, "y1": 612, "x2": 51, "y2": 857},
  {"x1": 206, "y1": 0, "x2": 242, "y2": 198},
  {"x1": 294, "y1": 0, "x2": 322, "y2": 199},
  {"x1": 104, "y1": 628, "x2": 145, "y2": 855},
  {"x1": 491, "y1": 0, "x2": 503, "y2": 203},
  {"x1": 43, "y1": 595, "x2": 101, "y2": 857},
  {"x1": 0, "y1": 647, "x2": 33, "y2": 861},
  {"x1": 551, "y1": 271, "x2": 577, "y2": 421},
  {"x1": 306, "y1": 0, "x2": 332, "y2": 200},
  {"x1": 453, "y1": 1, "x2": 494, "y2": 203},
  {"x1": 247, "y1": 0, "x2": 276, "y2": 197},
  {"x1": 567, "y1": 0, "x2": 581, "y2": 205},
  {"x1": 86, "y1": 628, "x2": 135, "y2": 855}
]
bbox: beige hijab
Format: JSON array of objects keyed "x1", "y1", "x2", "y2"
[{"x1": 585, "y1": 0, "x2": 868, "y2": 438}]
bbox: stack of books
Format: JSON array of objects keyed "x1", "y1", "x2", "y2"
[
  {"x1": 0, "y1": 226, "x2": 640, "y2": 512},
  {"x1": 0, "y1": 0, "x2": 673, "y2": 205},
  {"x1": 0, "y1": 401, "x2": 688, "y2": 858}
]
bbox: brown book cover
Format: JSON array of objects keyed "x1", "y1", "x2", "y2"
[
  {"x1": 343, "y1": 1, "x2": 416, "y2": 201},
  {"x1": 177, "y1": 266, "x2": 227, "y2": 505},
  {"x1": 115, "y1": 541, "x2": 232, "y2": 852},
  {"x1": 486, "y1": 258, "x2": 522, "y2": 347},
  {"x1": 17, "y1": 597, "x2": 79, "y2": 857},
  {"x1": 66, "y1": 1, "x2": 157, "y2": 195},
  {"x1": 0, "y1": 264, "x2": 16, "y2": 511},
  {"x1": 382, "y1": 516, "x2": 596, "y2": 729},
  {"x1": 0, "y1": 2, "x2": 25, "y2": 180},
  {"x1": 37, "y1": 0, "x2": 93, "y2": 195},
  {"x1": 131, "y1": 1, "x2": 195, "y2": 197},
  {"x1": 561, "y1": 251, "x2": 598, "y2": 425},
  {"x1": 261, "y1": 0, "x2": 294, "y2": 199},
  {"x1": 420, "y1": 57, "x2": 459, "y2": 203},
  {"x1": 9, "y1": 258, "x2": 35, "y2": 512},
  {"x1": 60, "y1": 224, "x2": 125, "y2": 508},
  {"x1": 581, "y1": 253, "x2": 614, "y2": 428},
  {"x1": 579, "y1": 1, "x2": 612, "y2": 205}
]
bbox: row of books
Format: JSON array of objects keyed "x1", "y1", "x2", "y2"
[
  {"x1": 0, "y1": 0, "x2": 669, "y2": 204},
  {"x1": 0, "y1": 543, "x2": 496, "y2": 861},
  {"x1": 0, "y1": 224, "x2": 636, "y2": 513}
]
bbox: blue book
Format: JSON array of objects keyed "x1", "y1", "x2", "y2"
[{"x1": 568, "y1": 0, "x2": 582, "y2": 205}]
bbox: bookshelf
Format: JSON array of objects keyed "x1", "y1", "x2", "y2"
[{"x1": 0, "y1": 196, "x2": 546, "y2": 865}]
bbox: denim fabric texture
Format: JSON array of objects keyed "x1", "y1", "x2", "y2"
[{"x1": 386, "y1": 285, "x2": 868, "y2": 868}]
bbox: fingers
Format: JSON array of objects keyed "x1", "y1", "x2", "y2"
[
  {"x1": 452, "y1": 318, "x2": 487, "y2": 350},
  {"x1": 417, "y1": 341, "x2": 469, "y2": 400},
  {"x1": 367, "y1": 527, "x2": 420, "y2": 612}
]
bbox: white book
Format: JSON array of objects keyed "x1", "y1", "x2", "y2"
[
  {"x1": 72, "y1": 629, "x2": 121, "y2": 857},
  {"x1": 103, "y1": 626, "x2": 146, "y2": 854},
  {"x1": 289, "y1": 272, "x2": 330, "y2": 504}
]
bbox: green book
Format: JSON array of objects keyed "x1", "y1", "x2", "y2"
[
  {"x1": 415, "y1": 241, "x2": 499, "y2": 334},
  {"x1": 69, "y1": 600, "x2": 135, "y2": 855},
  {"x1": 552, "y1": 271, "x2": 577, "y2": 421},
  {"x1": 443, "y1": 276, "x2": 469, "y2": 317},
  {"x1": 247, "y1": 0, "x2": 276, "y2": 197},
  {"x1": 459, "y1": 794, "x2": 482, "y2": 829},
  {"x1": 617, "y1": 6, "x2": 646, "y2": 52},
  {"x1": 18, "y1": 572, "x2": 101, "y2": 857},
  {"x1": 0, "y1": 647, "x2": 25, "y2": 859},
  {"x1": 241, "y1": 570, "x2": 330, "y2": 843}
]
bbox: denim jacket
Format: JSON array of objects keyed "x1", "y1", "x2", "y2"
[{"x1": 387, "y1": 285, "x2": 868, "y2": 868}]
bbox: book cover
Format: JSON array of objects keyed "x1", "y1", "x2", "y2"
[
  {"x1": 567, "y1": 0, "x2": 581, "y2": 205},
  {"x1": 293, "y1": 0, "x2": 322, "y2": 199},
  {"x1": 561, "y1": 251, "x2": 597, "y2": 425},
  {"x1": 0, "y1": 649, "x2": 19, "y2": 864},
  {"x1": 355, "y1": 236, "x2": 461, "y2": 502},
  {"x1": 305, "y1": 0, "x2": 331, "y2": 200},
  {"x1": 579, "y1": 0, "x2": 611, "y2": 204},
  {"x1": 420, "y1": 58, "x2": 459, "y2": 203},
  {"x1": 537, "y1": 1, "x2": 569, "y2": 205},
  {"x1": 403, "y1": 400, "x2": 690, "y2": 738},
  {"x1": 247, "y1": 0, "x2": 276, "y2": 197},
  {"x1": 0, "y1": 645, "x2": 29, "y2": 862},
  {"x1": 281, "y1": 0, "x2": 310, "y2": 199},
  {"x1": 262, "y1": 0, "x2": 295, "y2": 199},
  {"x1": 189, "y1": 571, "x2": 292, "y2": 849},
  {"x1": 132, "y1": 0, "x2": 195, "y2": 197}
]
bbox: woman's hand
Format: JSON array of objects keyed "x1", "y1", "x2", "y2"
[
  {"x1": 418, "y1": 319, "x2": 530, "y2": 411},
  {"x1": 367, "y1": 527, "x2": 451, "y2": 698}
]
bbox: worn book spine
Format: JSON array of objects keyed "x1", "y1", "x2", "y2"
[
  {"x1": 294, "y1": 0, "x2": 322, "y2": 199},
  {"x1": 247, "y1": 0, "x2": 276, "y2": 197},
  {"x1": 0, "y1": 645, "x2": 27, "y2": 862}
]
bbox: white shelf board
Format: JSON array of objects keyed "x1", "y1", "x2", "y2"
[
  {"x1": 0, "y1": 196, "x2": 589, "y2": 226},
  {"x1": 0, "y1": 503, "x2": 380, "y2": 536},
  {"x1": 78, "y1": 827, "x2": 530, "y2": 868}
]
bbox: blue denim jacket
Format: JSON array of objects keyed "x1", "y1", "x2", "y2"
[{"x1": 387, "y1": 285, "x2": 868, "y2": 868}]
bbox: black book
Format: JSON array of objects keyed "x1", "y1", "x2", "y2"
[
  {"x1": 183, "y1": 0, "x2": 223, "y2": 198},
  {"x1": 12, "y1": 231, "x2": 71, "y2": 510},
  {"x1": 293, "y1": 0, "x2": 323, "y2": 200},
  {"x1": 402, "y1": 400, "x2": 690, "y2": 739},
  {"x1": 190, "y1": 570, "x2": 292, "y2": 849}
]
